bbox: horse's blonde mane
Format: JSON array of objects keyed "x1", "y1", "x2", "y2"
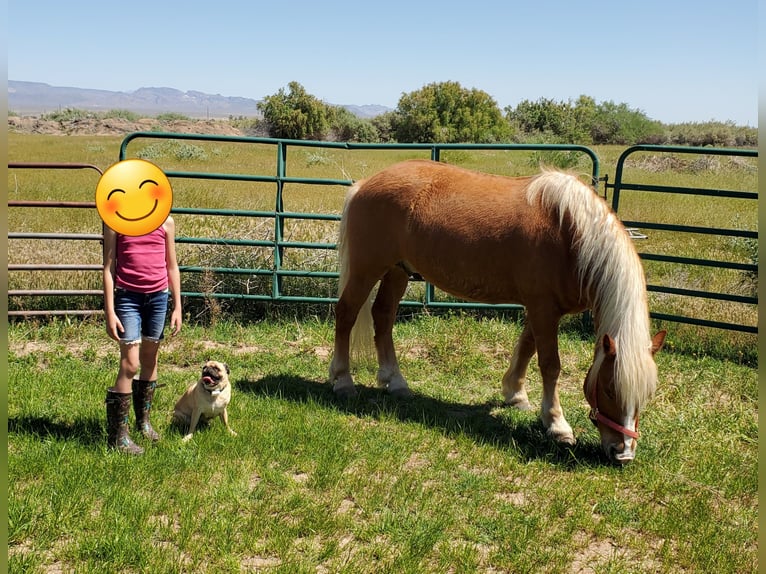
[{"x1": 525, "y1": 169, "x2": 657, "y2": 410}]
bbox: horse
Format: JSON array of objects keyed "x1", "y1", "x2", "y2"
[{"x1": 328, "y1": 159, "x2": 665, "y2": 464}]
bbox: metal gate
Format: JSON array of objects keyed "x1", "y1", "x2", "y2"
[
  {"x1": 7, "y1": 135, "x2": 598, "y2": 317},
  {"x1": 117, "y1": 133, "x2": 599, "y2": 313},
  {"x1": 8, "y1": 135, "x2": 757, "y2": 334},
  {"x1": 606, "y1": 145, "x2": 757, "y2": 333},
  {"x1": 8, "y1": 162, "x2": 104, "y2": 316}
]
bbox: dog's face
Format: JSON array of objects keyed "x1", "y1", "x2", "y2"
[{"x1": 200, "y1": 360, "x2": 230, "y2": 391}]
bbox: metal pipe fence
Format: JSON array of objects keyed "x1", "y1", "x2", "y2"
[
  {"x1": 8, "y1": 136, "x2": 757, "y2": 334},
  {"x1": 607, "y1": 145, "x2": 757, "y2": 333}
]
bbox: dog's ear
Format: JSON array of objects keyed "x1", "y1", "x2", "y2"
[{"x1": 224, "y1": 363, "x2": 230, "y2": 375}]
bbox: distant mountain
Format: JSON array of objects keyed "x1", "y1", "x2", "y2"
[
  {"x1": 340, "y1": 104, "x2": 393, "y2": 118},
  {"x1": 8, "y1": 80, "x2": 391, "y2": 119}
]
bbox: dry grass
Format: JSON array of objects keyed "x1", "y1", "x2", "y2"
[{"x1": 8, "y1": 134, "x2": 757, "y2": 356}]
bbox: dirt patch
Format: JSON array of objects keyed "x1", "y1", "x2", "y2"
[
  {"x1": 569, "y1": 537, "x2": 616, "y2": 573},
  {"x1": 8, "y1": 115, "x2": 246, "y2": 136}
]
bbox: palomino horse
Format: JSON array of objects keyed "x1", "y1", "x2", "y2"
[{"x1": 329, "y1": 159, "x2": 665, "y2": 464}]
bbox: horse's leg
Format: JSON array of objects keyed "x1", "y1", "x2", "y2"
[
  {"x1": 329, "y1": 274, "x2": 379, "y2": 399},
  {"x1": 372, "y1": 266, "x2": 411, "y2": 397},
  {"x1": 501, "y1": 322, "x2": 536, "y2": 410},
  {"x1": 528, "y1": 312, "x2": 575, "y2": 445}
]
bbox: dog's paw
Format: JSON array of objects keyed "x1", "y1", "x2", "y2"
[
  {"x1": 228, "y1": 429, "x2": 238, "y2": 437},
  {"x1": 181, "y1": 434, "x2": 194, "y2": 443}
]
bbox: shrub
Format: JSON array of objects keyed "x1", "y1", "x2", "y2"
[
  {"x1": 41, "y1": 107, "x2": 94, "y2": 122},
  {"x1": 328, "y1": 107, "x2": 380, "y2": 142},
  {"x1": 667, "y1": 121, "x2": 757, "y2": 148},
  {"x1": 103, "y1": 109, "x2": 141, "y2": 121},
  {"x1": 394, "y1": 81, "x2": 511, "y2": 143},
  {"x1": 258, "y1": 81, "x2": 329, "y2": 140},
  {"x1": 156, "y1": 112, "x2": 191, "y2": 121}
]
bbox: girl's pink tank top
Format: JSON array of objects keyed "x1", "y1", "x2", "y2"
[{"x1": 115, "y1": 226, "x2": 169, "y2": 293}]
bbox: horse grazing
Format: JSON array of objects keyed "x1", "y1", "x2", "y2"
[{"x1": 329, "y1": 159, "x2": 665, "y2": 464}]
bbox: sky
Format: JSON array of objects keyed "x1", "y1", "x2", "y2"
[{"x1": 7, "y1": 0, "x2": 759, "y2": 126}]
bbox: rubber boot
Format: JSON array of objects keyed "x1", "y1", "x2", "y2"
[
  {"x1": 132, "y1": 379, "x2": 160, "y2": 442},
  {"x1": 106, "y1": 390, "x2": 144, "y2": 455}
]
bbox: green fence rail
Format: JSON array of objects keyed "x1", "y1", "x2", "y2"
[
  {"x1": 8, "y1": 136, "x2": 757, "y2": 334},
  {"x1": 119, "y1": 133, "x2": 599, "y2": 311},
  {"x1": 607, "y1": 145, "x2": 757, "y2": 333}
]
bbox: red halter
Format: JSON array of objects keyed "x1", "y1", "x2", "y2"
[{"x1": 587, "y1": 378, "x2": 640, "y2": 440}]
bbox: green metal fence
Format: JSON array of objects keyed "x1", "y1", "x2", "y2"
[
  {"x1": 8, "y1": 135, "x2": 757, "y2": 334},
  {"x1": 119, "y1": 133, "x2": 599, "y2": 311},
  {"x1": 607, "y1": 145, "x2": 757, "y2": 333}
]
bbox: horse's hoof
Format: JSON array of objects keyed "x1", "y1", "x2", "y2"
[
  {"x1": 389, "y1": 387, "x2": 413, "y2": 399},
  {"x1": 333, "y1": 384, "x2": 358, "y2": 400},
  {"x1": 549, "y1": 429, "x2": 576, "y2": 446},
  {"x1": 506, "y1": 398, "x2": 533, "y2": 411},
  {"x1": 503, "y1": 390, "x2": 533, "y2": 411}
]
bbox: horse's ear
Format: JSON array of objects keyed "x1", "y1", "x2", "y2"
[
  {"x1": 601, "y1": 334, "x2": 617, "y2": 357},
  {"x1": 650, "y1": 331, "x2": 667, "y2": 355}
]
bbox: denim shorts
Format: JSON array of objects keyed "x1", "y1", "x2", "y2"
[{"x1": 114, "y1": 288, "x2": 169, "y2": 344}]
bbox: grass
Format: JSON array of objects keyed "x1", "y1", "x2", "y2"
[
  {"x1": 6, "y1": 133, "x2": 758, "y2": 569},
  {"x1": 7, "y1": 313, "x2": 758, "y2": 573}
]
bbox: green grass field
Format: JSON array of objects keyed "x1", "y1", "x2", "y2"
[
  {"x1": 7, "y1": 315, "x2": 758, "y2": 573},
  {"x1": 6, "y1": 132, "x2": 758, "y2": 571}
]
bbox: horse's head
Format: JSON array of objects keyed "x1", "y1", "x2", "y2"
[{"x1": 584, "y1": 331, "x2": 666, "y2": 464}]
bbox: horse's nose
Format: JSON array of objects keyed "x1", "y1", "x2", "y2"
[{"x1": 608, "y1": 441, "x2": 635, "y2": 464}]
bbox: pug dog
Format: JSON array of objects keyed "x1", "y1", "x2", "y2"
[{"x1": 173, "y1": 360, "x2": 237, "y2": 442}]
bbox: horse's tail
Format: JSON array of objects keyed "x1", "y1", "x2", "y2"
[{"x1": 337, "y1": 183, "x2": 375, "y2": 362}]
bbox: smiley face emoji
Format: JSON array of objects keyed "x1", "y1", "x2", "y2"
[{"x1": 95, "y1": 159, "x2": 173, "y2": 236}]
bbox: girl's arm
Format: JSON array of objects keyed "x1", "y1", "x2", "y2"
[
  {"x1": 102, "y1": 225, "x2": 123, "y2": 341},
  {"x1": 164, "y1": 216, "x2": 183, "y2": 336}
]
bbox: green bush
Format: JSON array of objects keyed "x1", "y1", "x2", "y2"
[
  {"x1": 328, "y1": 106, "x2": 379, "y2": 142},
  {"x1": 156, "y1": 112, "x2": 191, "y2": 121},
  {"x1": 41, "y1": 107, "x2": 94, "y2": 122},
  {"x1": 103, "y1": 109, "x2": 141, "y2": 121},
  {"x1": 588, "y1": 101, "x2": 666, "y2": 145},
  {"x1": 394, "y1": 81, "x2": 511, "y2": 143},
  {"x1": 258, "y1": 81, "x2": 329, "y2": 140},
  {"x1": 667, "y1": 121, "x2": 757, "y2": 147}
]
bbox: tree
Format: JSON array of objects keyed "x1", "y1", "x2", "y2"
[
  {"x1": 506, "y1": 95, "x2": 665, "y2": 145},
  {"x1": 370, "y1": 111, "x2": 397, "y2": 143},
  {"x1": 257, "y1": 82, "x2": 329, "y2": 140},
  {"x1": 326, "y1": 106, "x2": 379, "y2": 142},
  {"x1": 506, "y1": 97, "x2": 590, "y2": 143},
  {"x1": 590, "y1": 100, "x2": 665, "y2": 145},
  {"x1": 394, "y1": 81, "x2": 511, "y2": 143},
  {"x1": 571, "y1": 95, "x2": 598, "y2": 144}
]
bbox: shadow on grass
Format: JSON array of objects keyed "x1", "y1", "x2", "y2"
[
  {"x1": 9, "y1": 415, "x2": 104, "y2": 446},
  {"x1": 7, "y1": 377, "x2": 609, "y2": 467},
  {"x1": 236, "y1": 373, "x2": 610, "y2": 468}
]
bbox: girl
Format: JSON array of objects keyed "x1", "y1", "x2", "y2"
[{"x1": 102, "y1": 218, "x2": 182, "y2": 454}]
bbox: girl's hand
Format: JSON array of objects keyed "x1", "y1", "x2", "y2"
[
  {"x1": 106, "y1": 312, "x2": 124, "y2": 341},
  {"x1": 169, "y1": 308, "x2": 182, "y2": 336}
]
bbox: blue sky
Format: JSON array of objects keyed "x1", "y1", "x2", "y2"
[{"x1": 8, "y1": 1, "x2": 758, "y2": 125}]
